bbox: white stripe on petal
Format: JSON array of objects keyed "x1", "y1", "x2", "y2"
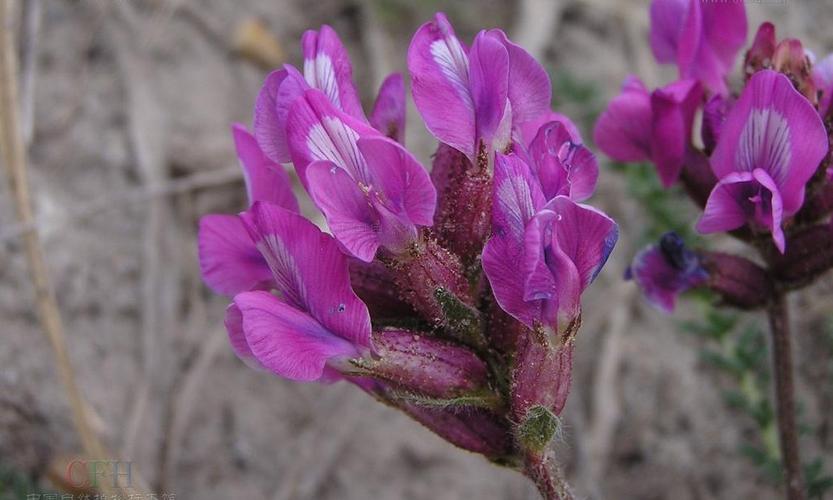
[
  {"x1": 736, "y1": 108, "x2": 791, "y2": 184},
  {"x1": 258, "y1": 234, "x2": 306, "y2": 308},
  {"x1": 304, "y1": 54, "x2": 342, "y2": 109},
  {"x1": 305, "y1": 117, "x2": 370, "y2": 183},
  {"x1": 430, "y1": 38, "x2": 470, "y2": 101}
]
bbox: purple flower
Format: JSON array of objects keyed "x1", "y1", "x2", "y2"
[
  {"x1": 482, "y1": 153, "x2": 617, "y2": 336},
  {"x1": 701, "y1": 93, "x2": 732, "y2": 153},
  {"x1": 518, "y1": 110, "x2": 582, "y2": 146},
  {"x1": 227, "y1": 202, "x2": 373, "y2": 382},
  {"x1": 252, "y1": 26, "x2": 406, "y2": 165},
  {"x1": 197, "y1": 125, "x2": 299, "y2": 297},
  {"x1": 526, "y1": 120, "x2": 598, "y2": 202},
  {"x1": 408, "y1": 12, "x2": 551, "y2": 163},
  {"x1": 198, "y1": 15, "x2": 622, "y2": 484},
  {"x1": 365, "y1": 329, "x2": 490, "y2": 399},
  {"x1": 649, "y1": 0, "x2": 747, "y2": 95},
  {"x1": 744, "y1": 23, "x2": 818, "y2": 105},
  {"x1": 697, "y1": 70, "x2": 828, "y2": 252},
  {"x1": 286, "y1": 89, "x2": 436, "y2": 262},
  {"x1": 301, "y1": 25, "x2": 366, "y2": 121},
  {"x1": 626, "y1": 232, "x2": 708, "y2": 312},
  {"x1": 593, "y1": 76, "x2": 702, "y2": 187},
  {"x1": 369, "y1": 73, "x2": 406, "y2": 144}
]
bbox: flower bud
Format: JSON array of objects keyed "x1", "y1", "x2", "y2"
[
  {"x1": 679, "y1": 150, "x2": 718, "y2": 208},
  {"x1": 769, "y1": 221, "x2": 833, "y2": 288},
  {"x1": 510, "y1": 323, "x2": 576, "y2": 429},
  {"x1": 795, "y1": 176, "x2": 833, "y2": 225},
  {"x1": 699, "y1": 251, "x2": 773, "y2": 309},
  {"x1": 398, "y1": 403, "x2": 513, "y2": 460},
  {"x1": 626, "y1": 232, "x2": 708, "y2": 312},
  {"x1": 359, "y1": 329, "x2": 491, "y2": 401}
]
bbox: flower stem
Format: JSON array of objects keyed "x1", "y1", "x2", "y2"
[
  {"x1": 525, "y1": 453, "x2": 574, "y2": 500},
  {"x1": 766, "y1": 294, "x2": 805, "y2": 500}
]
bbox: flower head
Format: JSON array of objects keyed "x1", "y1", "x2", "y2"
[
  {"x1": 482, "y1": 153, "x2": 617, "y2": 337},
  {"x1": 593, "y1": 76, "x2": 702, "y2": 187},
  {"x1": 650, "y1": 0, "x2": 747, "y2": 95},
  {"x1": 408, "y1": 13, "x2": 551, "y2": 162},
  {"x1": 228, "y1": 202, "x2": 373, "y2": 381},
  {"x1": 697, "y1": 70, "x2": 828, "y2": 252},
  {"x1": 626, "y1": 232, "x2": 708, "y2": 312},
  {"x1": 198, "y1": 13, "x2": 619, "y2": 484}
]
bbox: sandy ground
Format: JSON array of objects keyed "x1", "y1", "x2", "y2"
[{"x1": 2, "y1": 0, "x2": 832, "y2": 499}]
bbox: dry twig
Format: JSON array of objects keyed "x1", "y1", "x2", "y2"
[{"x1": 0, "y1": 0, "x2": 139, "y2": 496}]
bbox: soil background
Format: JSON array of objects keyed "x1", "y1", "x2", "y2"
[{"x1": 2, "y1": 0, "x2": 832, "y2": 499}]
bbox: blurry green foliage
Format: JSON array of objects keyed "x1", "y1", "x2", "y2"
[
  {"x1": 681, "y1": 307, "x2": 833, "y2": 497},
  {"x1": 0, "y1": 463, "x2": 54, "y2": 500}
]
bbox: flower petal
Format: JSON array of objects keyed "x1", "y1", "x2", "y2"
[
  {"x1": 198, "y1": 214, "x2": 271, "y2": 297},
  {"x1": 356, "y1": 136, "x2": 437, "y2": 226},
  {"x1": 649, "y1": 0, "x2": 688, "y2": 64},
  {"x1": 521, "y1": 210, "x2": 583, "y2": 328},
  {"x1": 627, "y1": 232, "x2": 708, "y2": 312},
  {"x1": 650, "y1": 78, "x2": 702, "y2": 187},
  {"x1": 234, "y1": 291, "x2": 358, "y2": 382},
  {"x1": 519, "y1": 110, "x2": 582, "y2": 146},
  {"x1": 593, "y1": 76, "x2": 653, "y2": 163},
  {"x1": 285, "y1": 89, "x2": 380, "y2": 183},
  {"x1": 696, "y1": 171, "x2": 755, "y2": 234},
  {"x1": 528, "y1": 121, "x2": 599, "y2": 201},
  {"x1": 253, "y1": 66, "x2": 309, "y2": 164},
  {"x1": 305, "y1": 160, "x2": 381, "y2": 262},
  {"x1": 408, "y1": 12, "x2": 476, "y2": 160},
  {"x1": 369, "y1": 73, "x2": 406, "y2": 143},
  {"x1": 482, "y1": 233, "x2": 541, "y2": 329},
  {"x1": 302, "y1": 25, "x2": 366, "y2": 120},
  {"x1": 239, "y1": 202, "x2": 372, "y2": 348},
  {"x1": 710, "y1": 70, "x2": 827, "y2": 214},
  {"x1": 752, "y1": 168, "x2": 785, "y2": 253},
  {"x1": 545, "y1": 196, "x2": 618, "y2": 290},
  {"x1": 232, "y1": 124, "x2": 299, "y2": 211},
  {"x1": 469, "y1": 31, "x2": 510, "y2": 147},
  {"x1": 491, "y1": 152, "x2": 546, "y2": 240},
  {"x1": 225, "y1": 303, "x2": 266, "y2": 371},
  {"x1": 676, "y1": 0, "x2": 746, "y2": 95},
  {"x1": 485, "y1": 29, "x2": 552, "y2": 125},
  {"x1": 701, "y1": 93, "x2": 731, "y2": 153}
]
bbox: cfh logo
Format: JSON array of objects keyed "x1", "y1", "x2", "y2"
[{"x1": 65, "y1": 459, "x2": 133, "y2": 489}]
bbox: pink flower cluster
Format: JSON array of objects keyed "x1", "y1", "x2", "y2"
[
  {"x1": 596, "y1": 0, "x2": 832, "y2": 311},
  {"x1": 198, "y1": 12, "x2": 617, "y2": 472}
]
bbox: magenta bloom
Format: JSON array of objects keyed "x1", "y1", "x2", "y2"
[
  {"x1": 482, "y1": 153, "x2": 617, "y2": 335},
  {"x1": 408, "y1": 13, "x2": 551, "y2": 161},
  {"x1": 649, "y1": 0, "x2": 747, "y2": 95},
  {"x1": 227, "y1": 202, "x2": 373, "y2": 381},
  {"x1": 369, "y1": 73, "x2": 406, "y2": 143},
  {"x1": 199, "y1": 14, "x2": 620, "y2": 492},
  {"x1": 526, "y1": 120, "x2": 599, "y2": 202},
  {"x1": 593, "y1": 76, "x2": 702, "y2": 187},
  {"x1": 198, "y1": 125, "x2": 299, "y2": 297},
  {"x1": 253, "y1": 25, "x2": 406, "y2": 164},
  {"x1": 626, "y1": 232, "x2": 708, "y2": 312},
  {"x1": 286, "y1": 89, "x2": 436, "y2": 262},
  {"x1": 697, "y1": 70, "x2": 828, "y2": 252}
]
